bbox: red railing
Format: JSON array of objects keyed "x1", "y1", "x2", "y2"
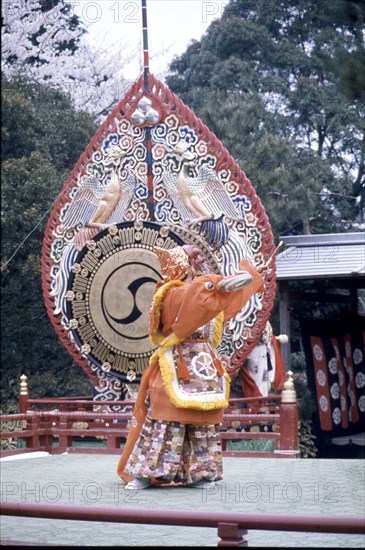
[
  {"x1": 1, "y1": 502, "x2": 364, "y2": 547},
  {"x1": 1, "y1": 374, "x2": 298, "y2": 458}
]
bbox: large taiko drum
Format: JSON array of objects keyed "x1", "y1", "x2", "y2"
[{"x1": 41, "y1": 73, "x2": 276, "y2": 395}]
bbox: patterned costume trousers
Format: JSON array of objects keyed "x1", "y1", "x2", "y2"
[{"x1": 125, "y1": 416, "x2": 223, "y2": 484}]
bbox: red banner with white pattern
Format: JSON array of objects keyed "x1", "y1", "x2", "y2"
[{"x1": 301, "y1": 316, "x2": 365, "y2": 435}]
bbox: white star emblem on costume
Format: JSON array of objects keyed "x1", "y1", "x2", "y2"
[{"x1": 192, "y1": 352, "x2": 217, "y2": 380}]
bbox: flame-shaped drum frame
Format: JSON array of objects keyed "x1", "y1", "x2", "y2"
[{"x1": 41, "y1": 73, "x2": 276, "y2": 385}]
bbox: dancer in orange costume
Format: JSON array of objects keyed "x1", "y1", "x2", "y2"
[{"x1": 117, "y1": 244, "x2": 265, "y2": 489}]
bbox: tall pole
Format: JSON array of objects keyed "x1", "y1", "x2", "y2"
[
  {"x1": 141, "y1": 0, "x2": 149, "y2": 91},
  {"x1": 141, "y1": 0, "x2": 154, "y2": 219}
]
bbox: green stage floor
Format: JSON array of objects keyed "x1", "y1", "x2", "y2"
[{"x1": 1, "y1": 453, "x2": 364, "y2": 547}]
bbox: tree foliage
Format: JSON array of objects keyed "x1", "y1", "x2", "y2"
[
  {"x1": 1, "y1": 0, "x2": 135, "y2": 118},
  {"x1": 1, "y1": 0, "x2": 85, "y2": 67},
  {"x1": 166, "y1": 0, "x2": 365, "y2": 238},
  {"x1": 1, "y1": 76, "x2": 96, "y2": 407}
]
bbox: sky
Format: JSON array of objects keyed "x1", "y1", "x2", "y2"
[{"x1": 74, "y1": 0, "x2": 227, "y2": 80}]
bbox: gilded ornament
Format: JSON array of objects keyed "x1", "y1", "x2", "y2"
[
  {"x1": 20, "y1": 374, "x2": 28, "y2": 395},
  {"x1": 69, "y1": 319, "x2": 78, "y2": 329},
  {"x1": 138, "y1": 96, "x2": 152, "y2": 112},
  {"x1": 134, "y1": 220, "x2": 144, "y2": 231},
  {"x1": 159, "y1": 226, "x2": 170, "y2": 237},
  {"x1": 65, "y1": 290, "x2": 75, "y2": 301},
  {"x1": 145, "y1": 108, "x2": 160, "y2": 125},
  {"x1": 71, "y1": 263, "x2": 81, "y2": 274},
  {"x1": 281, "y1": 370, "x2": 297, "y2": 403},
  {"x1": 108, "y1": 225, "x2": 118, "y2": 235},
  {"x1": 127, "y1": 370, "x2": 137, "y2": 382},
  {"x1": 86, "y1": 241, "x2": 96, "y2": 250},
  {"x1": 101, "y1": 362, "x2": 112, "y2": 372},
  {"x1": 80, "y1": 344, "x2": 91, "y2": 355},
  {"x1": 250, "y1": 425, "x2": 260, "y2": 433},
  {"x1": 72, "y1": 422, "x2": 88, "y2": 429},
  {"x1": 131, "y1": 109, "x2": 145, "y2": 126}
]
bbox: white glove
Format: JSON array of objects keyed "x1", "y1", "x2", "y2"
[{"x1": 216, "y1": 271, "x2": 253, "y2": 293}]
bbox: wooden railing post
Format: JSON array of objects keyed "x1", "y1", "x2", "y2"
[
  {"x1": 217, "y1": 523, "x2": 248, "y2": 547},
  {"x1": 105, "y1": 422, "x2": 121, "y2": 451},
  {"x1": 279, "y1": 371, "x2": 299, "y2": 457},
  {"x1": 27, "y1": 414, "x2": 40, "y2": 450},
  {"x1": 39, "y1": 415, "x2": 54, "y2": 452},
  {"x1": 19, "y1": 374, "x2": 29, "y2": 414},
  {"x1": 58, "y1": 415, "x2": 72, "y2": 452}
]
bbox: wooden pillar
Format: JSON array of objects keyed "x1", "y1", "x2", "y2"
[
  {"x1": 105, "y1": 422, "x2": 121, "y2": 451},
  {"x1": 19, "y1": 374, "x2": 29, "y2": 414},
  {"x1": 279, "y1": 371, "x2": 299, "y2": 457},
  {"x1": 279, "y1": 281, "x2": 291, "y2": 370},
  {"x1": 58, "y1": 417, "x2": 72, "y2": 452},
  {"x1": 27, "y1": 414, "x2": 40, "y2": 450},
  {"x1": 40, "y1": 416, "x2": 54, "y2": 452}
]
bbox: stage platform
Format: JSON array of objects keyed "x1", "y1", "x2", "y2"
[{"x1": 1, "y1": 453, "x2": 364, "y2": 547}]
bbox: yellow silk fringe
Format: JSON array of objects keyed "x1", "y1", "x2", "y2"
[{"x1": 149, "y1": 280, "x2": 185, "y2": 347}]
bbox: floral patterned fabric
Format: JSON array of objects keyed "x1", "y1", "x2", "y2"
[{"x1": 124, "y1": 416, "x2": 223, "y2": 484}]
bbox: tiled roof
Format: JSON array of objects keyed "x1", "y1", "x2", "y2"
[{"x1": 275, "y1": 232, "x2": 365, "y2": 280}]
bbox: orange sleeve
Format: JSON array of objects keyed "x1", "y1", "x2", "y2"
[
  {"x1": 221, "y1": 260, "x2": 265, "y2": 322},
  {"x1": 167, "y1": 275, "x2": 224, "y2": 339},
  {"x1": 164, "y1": 266, "x2": 264, "y2": 339}
]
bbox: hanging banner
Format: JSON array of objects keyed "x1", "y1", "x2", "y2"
[{"x1": 301, "y1": 316, "x2": 365, "y2": 436}]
